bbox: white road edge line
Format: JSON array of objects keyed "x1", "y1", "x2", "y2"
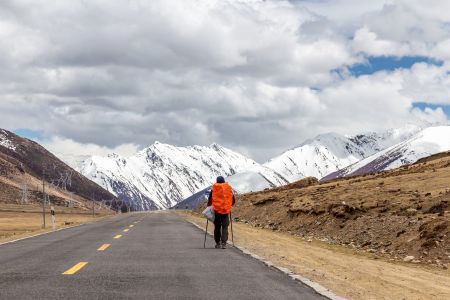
[
  {"x1": 0, "y1": 213, "x2": 136, "y2": 247},
  {"x1": 0, "y1": 213, "x2": 129, "y2": 247},
  {"x1": 0, "y1": 223, "x2": 88, "y2": 247},
  {"x1": 188, "y1": 220, "x2": 347, "y2": 300}
]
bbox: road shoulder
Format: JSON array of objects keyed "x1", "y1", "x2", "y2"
[
  {"x1": 0, "y1": 206, "x2": 117, "y2": 245},
  {"x1": 177, "y1": 210, "x2": 450, "y2": 300}
]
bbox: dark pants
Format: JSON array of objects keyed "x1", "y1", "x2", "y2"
[{"x1": 213, "y1": 213, "x2": 230, "y2": 244}]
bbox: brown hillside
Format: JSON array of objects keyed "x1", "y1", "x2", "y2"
[
  {"x1": 233, "y1": 151, "x2": 450, "y2": 268},
  {"x1": 0, "y1": 129, "x2": 119, "y2": 210}
]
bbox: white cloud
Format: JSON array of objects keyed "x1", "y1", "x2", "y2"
[
  {"x1": 0, "y1": 0, "x2": 449, "y2": 162},
  {"x1": 397, "y1": 62, "x2": 450, "y2": 104},
  {"x1": 411, "y1": 107, "x2": 449, "y2": 124},
  {"x1": 292, "y1": 0, "x2": 392, "y2": 25},
  {"x1": 352, "y1": 26, "x2": 411, "y2": 56},
  {"x1": 42, "y1": 136, "x2": 140, "y2": 169}
]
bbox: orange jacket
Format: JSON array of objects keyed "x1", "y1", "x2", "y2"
[{"x1": 211, "y1": 182, "x2": 234, "y2": 214}]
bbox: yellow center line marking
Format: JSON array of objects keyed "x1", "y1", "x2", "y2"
[
  {"x1": 97, "y1": 244, "x2": 110, "y2": 251},
  {"x1": 62, "y1": 262, "x2": 88, "y2": 275},
  {"x1": 114, "y1": 235, "x2": 122, "y2": 239},
  {"x1": 123, "y1": 229, "x2": 129, "y2": 232},
  {"x1": 129, "y1": 225, "x2": 134, "y2": 228}
]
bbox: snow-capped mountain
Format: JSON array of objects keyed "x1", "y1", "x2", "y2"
[
  {"x1": 79, "y1": 142, "x2": 288, "y2": 210},
  {"x1": 264, "y1": 124, "x2": 421, "y2": 181},
  {"x1": 323, "y1": 126, "x2": 450, "y2": 180},
  {"x1": 74, "y1": 123, "x2": 449, "y2": 211}
]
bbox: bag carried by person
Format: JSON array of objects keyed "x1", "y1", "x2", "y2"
[{"x1": 202, "y1": 206, "x2": 215, "y2": 222}]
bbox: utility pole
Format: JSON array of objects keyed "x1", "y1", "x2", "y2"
[
  {"x1": 42, "y1": 167, "x2": 46, "y2": 228},
  {"x1": 20, "y1": 184, "x2": 28, "y2": 204}
]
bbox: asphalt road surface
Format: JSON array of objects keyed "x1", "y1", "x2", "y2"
[{"x1": 0, "y1": 211, "x2": 325, "y2": 299}]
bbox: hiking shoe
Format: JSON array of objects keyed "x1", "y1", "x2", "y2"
[
  {"x1": 215, "y1": 244, "x2": 221, "y2": 249},
  {"x1": 221, "y1": 243, "x2": 227, "y2": 249}
]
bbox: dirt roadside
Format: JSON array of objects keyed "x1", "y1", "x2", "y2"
[
  {"x1": 178, "y1": 211, "x2": 450, "y2": 300},
  {"x1": 232, "y1": 153, "x2": 450, "y2": 269},
  {"x1": 0, "y1": 204, "x2": 115, "y2": 243}
]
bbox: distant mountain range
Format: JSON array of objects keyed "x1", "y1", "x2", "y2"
[
  {"x1": 74, "y1": 124, "x2": 450, "y2": 211},
  {"x1": 264, "y1": 124, "x2": 420, "y2": 181},
  {"x1": 78, "y1": 143, "x2": 287, "y2": 210},
  {"x1": 323, "y1": 126, "x2": 450, "y2": 180},
  {"x1": 5, "y1": 123, "x2": 447, "y2": 211}
]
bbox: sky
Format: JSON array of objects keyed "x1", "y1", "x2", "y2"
[{"x1": 1, "y1": 0, "x2": 450, "y2": 163}]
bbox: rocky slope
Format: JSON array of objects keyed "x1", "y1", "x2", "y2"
[
  {"x1": 231, "y1": 150, "x2": 450, "y2": 268},
  {"x1": 0, "y1": 129, "x2": 118, "y2": 209}
]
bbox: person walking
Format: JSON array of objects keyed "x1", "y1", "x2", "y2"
[{"x1": 207, "y1": 176, "x2": 235, "y2": 249}]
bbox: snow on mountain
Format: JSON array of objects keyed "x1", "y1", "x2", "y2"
[
  {"x1": 0, "y1": 130, "x2": 17, "y2": 151},
  {"x1": 227, "y1": 171, "x2": 274, "y2": 194},
  {"x1": 323, "y1": 126, "x2": 450, "y2": 180},
  {"x1": 79, "y1": 142, "x2": 288, "y2": 210},
  {"x1": 264, "y1": 124, "x2": 421, "y2": 181},
  {"x1": 53, "y1": 153, "x2": 90, "y2": 172},
  {"x1": 73, "y1": 123, "x2": 447, "y2": 210}
]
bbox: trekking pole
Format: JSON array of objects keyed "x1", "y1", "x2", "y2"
[
  {"x1": 230, "y1": 212, "x2": 234, "y2": 247},
  {"x1": 204, "y1": 219, "x2": 209, "y2": 248}
]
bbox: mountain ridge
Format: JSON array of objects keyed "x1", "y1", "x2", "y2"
[
  {"x1": 0, "y1": 129, "x2": 118, "y2": 209},
  {"x1": 323, "y1": 126, "x2": 450, "y2": 180},
  {"x1": 67, "y1": 124, "x2": 450, "y2": 211},
  {"x1": 79, "y1": 141, "x2": 288, "y2": 210},
  {"x1": 263, "y1": 124, "x2": 421, "y2": 181}
]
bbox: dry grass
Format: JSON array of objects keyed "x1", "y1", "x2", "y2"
[
  {"x1": 232, "y1": 153, "x2": 450, "y2": 268},
  {"x1": 179, "y1": 211, "x2": 450, "y2": 300},
  {"x1": 0, "y1": 203, "x2": 114, "y2": 243}
]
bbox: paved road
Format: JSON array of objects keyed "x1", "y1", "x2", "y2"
[{"x1": 0, "y1": 211, "x2": 325, "y2": 299}]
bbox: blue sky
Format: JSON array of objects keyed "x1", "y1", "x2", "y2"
[
  {"x1": 13, "y1": 128, "x2": 44, "y2": 141},
  {"x1": 347, "y1": 56, "x2": 448, "y2": 118},
  {"x1": 413, "y1": 102, "x2": 450, "y2": 117},
  {"x1": 348, "y1": 56, "x2": 443, "y2": 76}
]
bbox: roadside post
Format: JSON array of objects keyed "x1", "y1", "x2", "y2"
[
  {"x1": 92, "y1": 193, "x2": 95, "y2": 217},
  {"x1": 204, "y1": 219, "x2": 209, "y2": 248},
  {"x1": 42, "y1": 169, "x2": 46, "y2": 228},
  {"x1": 230, "y1": 211, "x2": 234, "y2": 246},
  {"x1": 51, "y1": 206, "x2": 56, "y2": 231}
]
